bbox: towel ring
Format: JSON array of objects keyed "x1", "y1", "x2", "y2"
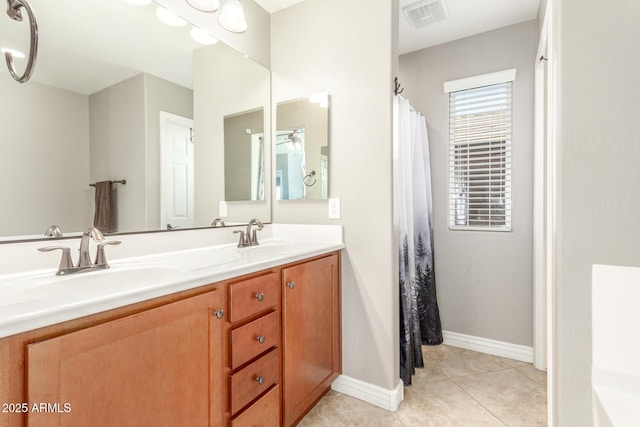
[
  {"x1": 5, "y1": 0, "x2": 38, "y2": 83},
  {"x1": 303, "y1": 170, "x2": 317, "y2": 187}
]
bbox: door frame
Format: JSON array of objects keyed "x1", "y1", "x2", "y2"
[{"x1": 159, "y1": 111, "x2": 195, "y2": 229}]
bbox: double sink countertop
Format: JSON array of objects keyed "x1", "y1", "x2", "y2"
[{"x1": 0, "y1": 224, "x2": 344, "y2": 339}]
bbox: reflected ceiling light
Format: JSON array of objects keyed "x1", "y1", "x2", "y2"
[
  {"x1": 191, "y1": 27, "x2": 219, "y2": 45},
  {"x1": 218, "y1": 0, "x2": 247, "y2": 33},
  {"x1": 186, "y1": 0, "x2": 219, "y2": 12},
  {"x1": 155, "y1": 6, "x2": 188, "y2": 27},
  {"x1": 0, "y1": 48, "x2": 25, "y2": 59},
  {"x1": 123, "y1": 0, "x2": 152, "y2": 5}
]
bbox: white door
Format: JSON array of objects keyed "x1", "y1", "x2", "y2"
[{"x1": 160, "y1": 112, "x2": 194, "y2": 230}]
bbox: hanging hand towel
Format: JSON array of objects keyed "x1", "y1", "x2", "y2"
[{"x1": 93, "y1": 181, "x2": 115, "y2": 233}]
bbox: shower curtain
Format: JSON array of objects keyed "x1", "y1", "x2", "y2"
[{"x1": 395, "y1": 95, "x2": 443, "y2": 386}]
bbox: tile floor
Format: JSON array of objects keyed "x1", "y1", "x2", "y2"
[{"x1": 299, "y1": 345, "x2": 547, "y2": 426}]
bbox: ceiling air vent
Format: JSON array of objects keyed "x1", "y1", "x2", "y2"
[{"x1": 403, "y1": 0, "x2": 450, "y2": 29}]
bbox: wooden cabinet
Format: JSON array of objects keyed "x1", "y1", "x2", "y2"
[
  {"x1": 227, "y1": 271, "x2": 281, "y2": 426},
  {"x1": 24, "y1": 289, "x2": 225, "y2": 427},
  {"x1": 0, "y1": 251, "x2": 341, "y2": 427},
  {"x1": 282, "y1": 254, "x2": 341, "y2": 426}
]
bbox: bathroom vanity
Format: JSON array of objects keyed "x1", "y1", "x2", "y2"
[{"x1": 0, "y1": 228, "x2": 342, "y2": 427}]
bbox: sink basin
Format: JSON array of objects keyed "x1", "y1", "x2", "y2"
[{"x1": 0, "y1": 263, "x2": 187, "y2": 308}]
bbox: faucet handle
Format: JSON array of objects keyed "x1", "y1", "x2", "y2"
[
  {"x1": 233, "y1": 230, "x2": 248, "y2": 247},
  {"x1": 94, "y1": 240, "x2": 121, "y2": 268},
  {"x1": 251, "y1": 228, "x2": 262, "y2": 246},
  {"x1": 38, "y1": 246, "x2": 74, "y2": 275}
]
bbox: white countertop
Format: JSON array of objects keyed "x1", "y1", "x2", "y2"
[{"x1": 0, "y1": 225, "x2": 344, "y2": 339}]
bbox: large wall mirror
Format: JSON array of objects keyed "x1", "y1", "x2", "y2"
[
  {"x1": 0, "y1": 0, "x2": 270, "y2": 242},
  {"x1": 276, "y1": 93, "x2": 330, "y2": 200}
]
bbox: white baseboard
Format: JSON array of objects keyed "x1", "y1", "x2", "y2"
[
  {"x1": 331, "y1": 375, "x2": 404, "y2": 412},
  {"x1": 442, "y1": 330, "x2": 534, "y2": 363}
]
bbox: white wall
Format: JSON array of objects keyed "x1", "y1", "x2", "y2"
[
  {"x1": 193, "y1": 43, "x2": 271, "y2": 225},
  {"x1": 0, "y1": 75, "x2": 91, "y2": 237},
  {"x1": 554, "y1": 1, "x2": 640, "y2": 424},
  {"x1": 398, "y1": 21, "x2": 537, "y2": 347},
  {"x1": 272, "y1": 0, "x2": 399, "y2": 391}
]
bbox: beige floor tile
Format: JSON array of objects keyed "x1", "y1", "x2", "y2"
[
  {"x1": 452, "y1": 369, "x2": 547, "y2": 426},
  {"x1": 426, "y1": 350, "x2": 511, "y2": 379},
  {"x1": 494, "y1": 355, "x2": 531, "y2": 368},
  {"x1": 515, "y1": 365, "x2": 548, "y2": 387},
  {"x1": 412, "y1": 360, "x2": 448, "y2": 383},
  {"x1": 298, "y1": 391, "x2": 403, "y2": 427},
  {"x1": 299, "y1": 346, "x2": 547, "y2": 426},
  {"x1": 397, "y1": 379, "x2": 505, "y2": 426}
]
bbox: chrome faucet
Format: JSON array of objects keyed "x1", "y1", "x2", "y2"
[
  {"x1": 78, "y1": 227, "x2": 104, "y2": 268},
  {"x1": 233, "y1": 219, "x2": 264, "y2": 248},
  {"x1": 38, "y1": 227, "x2": 121, "y2": 275},
  {"x1": 246, "y1": 219, "x2": 264, "y2": 245},
  {"x1": 211, "y1": 218, "x2": 226, "y2": 227}
]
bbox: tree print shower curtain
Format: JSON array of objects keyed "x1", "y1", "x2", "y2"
[{"x1": 395, "y1": 95, "x2": 443, "y2": 386}]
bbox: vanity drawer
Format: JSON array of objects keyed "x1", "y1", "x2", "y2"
[
  {"x1": 230, "y1": 384, "x2": 280, "y2": 427},
  {"x1": 229, "y1": 272, "x2": 279, "y2": 322},
  {"x1": 231, "y1": 311, "x2": 281, "y2": 369},
  {"x1": 230, "y1": 348, "x2": 280, "y2": 415}
]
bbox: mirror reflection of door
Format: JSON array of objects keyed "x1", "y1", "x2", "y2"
[{"x1": 160, "y1": 112, "x2": 195, "y2": 229}]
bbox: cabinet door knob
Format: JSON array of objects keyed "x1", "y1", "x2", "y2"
[
  {"x1": 214, "y1": 309, "x2": 224, "y2": 319},
  {"x1": 287, "y1": 281, "x2": 295, "y2": 289},
  {"x1": 255, "y1": 292, "x2": 265, "y2": 301},
  {"x1": 256, "y1": 335, "x2": 266, "y2": 344},
  {"x1": 255, "y1": 375, "x2": 265, "y2": 385}
]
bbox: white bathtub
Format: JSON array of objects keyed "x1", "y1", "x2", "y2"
[{"x1": 592, "y1": 264, "x2": 640, "y2": 426}]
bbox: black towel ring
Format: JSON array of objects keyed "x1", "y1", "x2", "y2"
[{"x1": 303, "y1": 170, "x2": 317, "y2": 187}]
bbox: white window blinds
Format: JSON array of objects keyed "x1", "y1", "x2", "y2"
[{"x1": 445, "y1": 70, "x2": 515, "y2": 231}]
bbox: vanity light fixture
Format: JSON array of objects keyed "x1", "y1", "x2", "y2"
[
  {"x1": 155, "y1": 5, "x2": 188, "y2": 27},
  {"x1": 217, "y1": 0, "x2": 247, "y2": 33},
  {"x1": 190, "y1": 26, "x2": 219, "y2": 45},
  {"x1": 186, "y1": 0, "x2": 219, "y2": 12}
]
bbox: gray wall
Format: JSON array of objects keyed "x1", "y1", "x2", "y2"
[
  {"x1": 90, "y1": 74, "x2": 192, "y2": 232},
  {"x1": 272, "y1": 0, "x2": 399, "y2": 391},
  {"x1": 0, "y1": 75, "x2": 90, "y2": 236},
  {"x1": 144, "y1": 74, "x2": 193, "y2": 230},
  {"x1": 399, "y1": 21, "x2": 537, "y2": 347},
  {"x1": 555, "y1": 1, "x2": 640, "y2": 424}
]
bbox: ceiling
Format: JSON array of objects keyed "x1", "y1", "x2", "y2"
[{"x1": 255, "y1": 0, "x2": 540, "y2": 55}]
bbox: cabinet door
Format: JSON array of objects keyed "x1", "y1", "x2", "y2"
[
  {"x1": 26, "y1": 289, "x2": 225, "y2": 427},
  {"x1": 283, "y1": 254, "x2": 341, "y2": 426}
]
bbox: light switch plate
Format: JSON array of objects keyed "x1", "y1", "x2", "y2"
[
  {"x1": 219, "y1": 201, "x2": 228, "y2": 217},
  {"x1": 328, "y1": 198, "x2": 341, "y2": 219}
]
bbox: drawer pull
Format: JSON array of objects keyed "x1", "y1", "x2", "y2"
[
  {"x1": 214, "y1": 309, "x2": 224, "y2": 319},
  {"x1": 256, "y1": 375, "x2": 265, "y2": 385},
  {"x1": 287, "y1": 282, "x2": 295, "y2": 289},
  {"x1": 255, "y1": 292, "x2": 265, "y2": 301},
  {"x1": 256, "y1": 335, "x2": 266, "y2": 344}
]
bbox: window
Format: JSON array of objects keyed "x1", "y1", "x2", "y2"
[{"x1": 444, "y1": 69, "x2": 515, "y2": 231}]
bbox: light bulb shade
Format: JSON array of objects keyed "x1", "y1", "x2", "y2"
[
  {"x1": 218, "y1": 0, "x2": 247, "y2": 33},
  {"x1": 186, "y1": 0, "x2": 219, "y2": 12},
  {"x1": 191, "y1": 27, "x2": 219, "y2": 45}
]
